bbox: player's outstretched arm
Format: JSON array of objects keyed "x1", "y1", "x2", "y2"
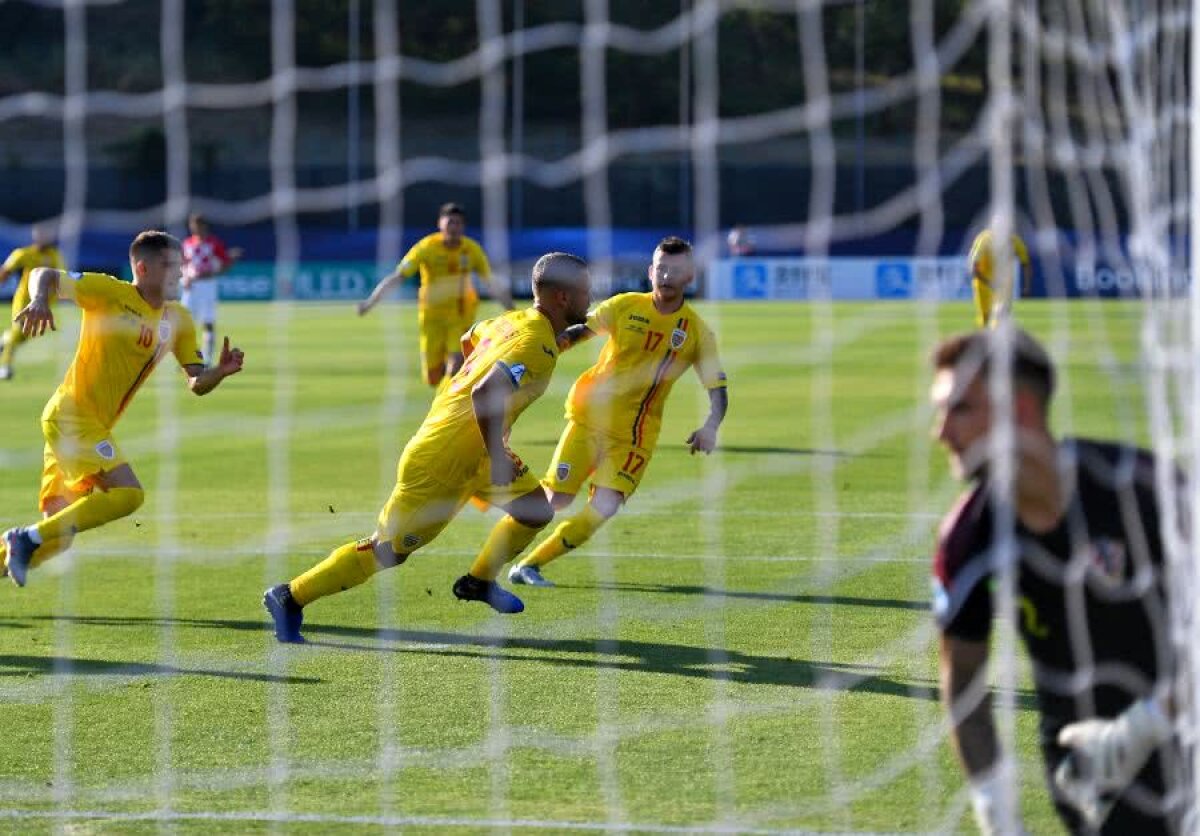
[
  {"x1": 211, "y1": 246, "x2": 244, "y2": 278},
  {"x1": 185, "y1": 336, "x2": 244, "y2": 395},
  {"x1": 687, "y1": 387, "x2": 728, "y2": 455},
  {"x1": 356, "y1": 270, "x2": 403, "y2": 316},
  {"x1": 14, "y1": 267, "x2": 62, "y2": 337}
]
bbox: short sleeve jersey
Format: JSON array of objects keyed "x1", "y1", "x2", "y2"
[
  {"x1": 968, "y1": 230, "x2": 1032, "y2": 291},
  {"x1": 4, "y1": 245, "x2": 65, "y2": 297},
  {"x1": 933, "y1": 439, "x2": 1174, "y2": 734},
  {"x1": 397, "y1": 233, "x2": 491, "y2": 313},
  {"x1": 406, "y1": 307, "x2": 558, "y2": 476},
  {"x1": 566, "y1": 293, "x2": 726, "y2": 450},
  {"x1": 181, "y1": 234, "x2": 230, "y2": 281},
  {"x1": 43, "y1": 272, "x2": 203, "y2": 429}
]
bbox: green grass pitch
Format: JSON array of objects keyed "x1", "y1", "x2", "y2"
[{"x1": 0, "y1": 298, "x2": 1150, "y2": 833}]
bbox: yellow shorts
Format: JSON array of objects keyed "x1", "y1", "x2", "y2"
[
  {"x1": 418, "y1": 303, "x2": 477, "y2": 381},
  {"x1": 544, "y1": 420, "x2": 652, "y2": 499},
  {"x1": 39, "y1": 414, "x2": 127, "y2": 512},
  {"x1": 376, "y1": 441, "x2": 542, "y2": 553}
]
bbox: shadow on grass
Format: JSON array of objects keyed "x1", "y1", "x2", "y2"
[
  {"x1": 519, "y1": 440, "x2": 862, "y2": 458},
  {"x1": 0, "y1": 652, "x2": 321, "y2": 685},
  {"x1": 553, "y1": 581, "x2": 930, "y2": 611},
  {"x1": 16, "y1": 614, "x2": 1039, "y2": 710}
]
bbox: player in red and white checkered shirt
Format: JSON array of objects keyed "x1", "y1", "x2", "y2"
[{"x1": 181, "y1": 214, "x2": 242, "y2": 365}]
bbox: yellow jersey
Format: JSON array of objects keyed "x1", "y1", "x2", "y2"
[
  {"x1": 43, "y1": 272, "x2": 203, "y2": 429},
  {"x1": 968, "y1": 230, "x2": 1031, "y2": 291},
  {"x1": 397, "y1": 233, "x2": 491, "y2": 313},
  {"x1": 4, "y1": 244, "x2": 65, "y2": 300},
  {"x1": 567, "y1": 293, "x2": 726, "y2": 449},
  {"x1": 406, "y1": 307, "x2": 559, "y2": 482}
]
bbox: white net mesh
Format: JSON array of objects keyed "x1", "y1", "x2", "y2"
[{"x1": 0, "y1": 0, "x2": 1195, "y2": 831}]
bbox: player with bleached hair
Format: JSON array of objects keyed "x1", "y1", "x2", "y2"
[
  {"x1": 930, "y1": 326, "x2": 1182, "y2": 834},
  {"x1": 264, "y1": 252, "x2": 592, "y2": 641},
  {"x1": 507, "y1": 236, "x2": 728, "y2": 589}
]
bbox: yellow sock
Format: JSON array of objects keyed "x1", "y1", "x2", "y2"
[
  {"x1": 468, "y1": 515, "x2": 543, "y2": 582},
  {"x1": 290, "y1": 539, "x2": 380, "y2": 607},
  {"x1": 35, "y1": 486, "x2": 144, "y2": 543},
  {"x1": 3, "y1": 534, "x2": 71, "y2": 576},
  {"x1": 520, "y1": 504, "x2": 607, "y2": 569},
  {"x1": 29, "y1": 536, "x2": 73, "y2": 570}
]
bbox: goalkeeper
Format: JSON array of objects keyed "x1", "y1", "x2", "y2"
[{"x1": 928, "y1": 326, "x2": 1182, "y2": 834}]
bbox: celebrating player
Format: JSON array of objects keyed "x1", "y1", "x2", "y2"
[
  {"x1": 930, "y1": 327, "x2": 1181, "y2": 834},
  {"x1": 967, "y1": 226, "x2": 1031, "y2": 328},
  {"x1": 264, "y1": 253, "x2": 590, "y2": 643},
  {"x1": 181, "y1": 213, "x2": 243, "y2": 366},
  {"x1": 2, "y1": 231, "x2": 245, "y2": 586},
  {"x1": 0, "y1": 223, "x2": 65, "y2": 380},
  {"x1": 357, "y1": 202, "x2": 513, "y2": 388},
  {"x1": 507, "y1": 236, "x2": 728, "y2": 588}
]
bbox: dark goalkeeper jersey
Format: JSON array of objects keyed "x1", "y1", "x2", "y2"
[{"x1": 932, "y1": 438, "x2": 1175, "y2": 736}]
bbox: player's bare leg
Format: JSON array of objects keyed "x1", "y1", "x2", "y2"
[{"x1": 511, "y1": 486, "x2": 623, "y2": 587}]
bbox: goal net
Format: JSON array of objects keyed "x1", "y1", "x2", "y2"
[{"x1": 0, "y1": 0, "x2": 1193, "y2": 831}]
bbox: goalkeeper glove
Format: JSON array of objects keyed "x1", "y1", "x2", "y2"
[
  {"x1": 1053, "y1": 696, "x2": 1171, "y2": 829},
  {"x1": 969, "y1": 763, "x2": 1029, "y2": 835}
]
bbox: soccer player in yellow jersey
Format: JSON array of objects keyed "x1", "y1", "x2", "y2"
[
  {"x1": 508, "y1": 236, "x2": 729, "y2": 588},
  {"x1": 968, "y1": 227, "x2": 1031, "y2": 328},
  {"x1": 357, "y1": 202, "x2": 513, "y2": 387},
  {"x1": 264, "y1": 252, "x2": 591, "y2": 642},
  {"x1": 0, "y1": 224, "x2": 66, "y2": 380},
  {"x1": 1, "y1": 231, "x2": 245, "y2": 587}
]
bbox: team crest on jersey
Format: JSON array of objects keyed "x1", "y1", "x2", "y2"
[
  {"x1": 556, "y1": 463, "x2": 571, "y2": 482},
  {"x1": 95, "y1": 440, "x2": 115, "y2": 460},
  {"x1": 402, "y1": 533, "x2": 422, "y2": 549},
  {"x1": 670, "y1": 328, "x2": 688, "y2": 350},
  {"x1": 1086, "y1": 538, "x2": 1127, "y2": 586}
]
